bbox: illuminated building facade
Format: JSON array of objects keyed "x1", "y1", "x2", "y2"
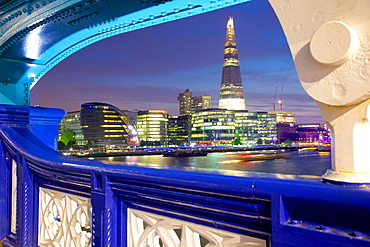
[
  {"x1": 168, "y1": 116, "x2": 180, "y2": 146},
  {"x1": 292, "y1": 123, "x2": 330, "y2": 144},
  {"x1": 270, "y1": 111, "x2": 296, "y2": 123},
  {"x1": 191, "y1": 109, "x2": 277, "y2": 145},
  {"x1": 269, "y1": 111, "x2": 296, "y2": 143},
  {"x1": 80, "y1": 102, "x2": 139, "y2": 149},
  {"x1": 59, "y1": 111, "x2": 86, "y2": 146},
  {"x1": 192, "y1": 95, "x2": 211, "y2": 112},
  {"x1": 121, "y1": 110, "x2": 138, "y2": 129},
  {"x1": 191, "y1": 109, "x2": 235, "y2": 145},
  {"x1": 218, "y1": 17, "x2": 246, "y2": 111},
  {"x1": 168, "y1": 114, "x2": 192, "y2": 145},
  {"x1": 136, "y1": 110, "x2": 168, "y2": 146},
  {"x1": 178, "y1": 89, "x2": 211, "y2": 115},
  {"x1": 235, "y1": 111, "x2": 277, "y2": 145},
  {"x1": 178, "y1": 89, "x2": 192, "y2": 115}
]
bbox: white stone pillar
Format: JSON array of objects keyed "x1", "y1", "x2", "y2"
[{"x1": 268, "y1": 0, "x2": 370, "y2": 184}]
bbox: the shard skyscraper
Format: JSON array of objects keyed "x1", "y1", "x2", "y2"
[{"x1": 218, "y1": 17, "x2": 246, "y2": 110}]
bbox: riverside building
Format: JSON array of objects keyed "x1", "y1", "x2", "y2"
[
  {"x1": 168, "y1": 114, "x2": 192, "y2": 146},
  {"x1": 178, "y1": 89, "x2": 211, "y2": 114},
  {"x1": 235, "y1": 111, "x2": 277, "y2": 145},
  {"x1": 292, "y1": 123, "x2": 330, "y2": 144},
  {"x1": 269, "y1": 111, "x2": 296, "y2": 144},
  {"x1": 177, "y1": 89, "x2": 193, "y2": 115},
  {"x1": 191, "y1": 109, "x2": 277, "y2": 146},
  {"x1": 136, "y1": 110, "x2": 168, "y2": 146},
  {"x1": 59, "y1": 103, "x2": 139, "y2": 151},
  {"x1": 59, "y1": 111, "x2": 86, "y2": 146},
  {"x1": 80, "y1": 102, "x2": 139, "y2": 150},
  {"x1": 192, "y1": 95, "x2": 211, "y2": 112}
]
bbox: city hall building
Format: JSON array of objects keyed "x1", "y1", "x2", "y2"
[{"x1": 80, "y1": 102, "x2": 139, "y2": 149}]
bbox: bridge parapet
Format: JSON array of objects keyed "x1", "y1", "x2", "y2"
[
  {"x1": 2, "y1": 0, "x2": 370, "y2": 185},
  {"x1": 269, "y1": 0, "x2": 370, "y2": 184},
  {"x1": 1, "y1": 105, "x2": 370, "y2": 246}
]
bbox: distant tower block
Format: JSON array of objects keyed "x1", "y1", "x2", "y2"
[
  {"x1": 178, "y1": 89, "x2": 192, "y2": 115},
  {"x1": 218, "y1": 17, "x2": 246, "y2": 110},
  {"x1": 192, "y1": 95, "x2": 211, "y2": 112}
]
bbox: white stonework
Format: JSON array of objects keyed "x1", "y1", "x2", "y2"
[
  {"x1": 38, "y1": 187, "x2": 92, "y2": 247},
  {"x1": 269, "y1": 0, "x2": 370, "y2": 183},
  {"x1": 128, "y1": 208, "x2": 266, "y2": 247}
]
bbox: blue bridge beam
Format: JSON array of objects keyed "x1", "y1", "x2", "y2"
[{"x1": 0, "y1": 0, "x2": 250, "y2": 105}]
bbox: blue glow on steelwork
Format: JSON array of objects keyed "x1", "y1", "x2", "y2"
[
  {"x1": 24, "y1": 25, "x2": 43, "y2": 59},
  {"x1": 30, "y1": 0, "x2": 251, "y2": 89}
]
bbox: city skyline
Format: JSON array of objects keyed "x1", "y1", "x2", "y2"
[{"x1": 30, "y1": 0, "x2": 324, "y2": 123}]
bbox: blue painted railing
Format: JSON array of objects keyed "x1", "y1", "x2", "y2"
[{"x1": 0, "y1": 104, "x2": 370, "y2": 246}]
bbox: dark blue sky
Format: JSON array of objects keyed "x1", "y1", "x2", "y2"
[{"x1": 30, "y1": 0, "x2": 324, "y2": 123}]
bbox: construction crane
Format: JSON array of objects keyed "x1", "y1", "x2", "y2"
[
  {"x1": 272, "y1": 87, "x2": 277, "y2": 111},
  {"x1": 278, "y1": 83, "x2": 284, "y2": 111}
]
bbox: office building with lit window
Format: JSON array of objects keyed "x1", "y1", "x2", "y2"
[
  {"x1": 218, "y1": 17, "x2": 246, "y2": 111},
  {"x1": 191, "y1": 109, "x2": 277, "y2": 145},
  {"x1": 291, "y1": 123, "x2": 331, "y2": 144},
  {"x1": 168, "y1": 116, "x2": 180, "y2": 146},
  {"x1": 191, "y1": 109, "x2": 235, "y2": 145},
  {"x1": 80, "y1": 102, "x2": 139, "y2": 149},
  {"x1": 192, "y1": 95, "x2": 211, "y2": 113},
  {"x1": 178, "y1": 89, "x2": 212, "y2": 115},
  {"x1": 235, "y1": 111, "x2": 277, "y2": 145},
  {"x1": 269, "y1": 111, "x2": 296, "y2": 143},
  {"x1": 136, "y1": 110, "x2": 168, "y2": 146},
  {"x1": 177, "y1": 89, "x2": 193, "y2": 115},
  {"x1": 59, "y1": 111, "x2": 86, "y2": 146},
  {"x1": 270, "y1": 111, "x2": 296, "y2": 124},
  {"x1": 121, "y1": 109, "x2": 138, "y2": 129},
  {"x1": 168, "y1": 114, "x2": 192, "y2": 145}
]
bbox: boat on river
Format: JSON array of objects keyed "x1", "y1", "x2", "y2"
[
  {"x1": 317, "y1": 144, "x2": 331, "y2": 152},
  {"x1": 163, "y1": 147, "x2": 208, "y2": 157},
  {"x1": 237, "y1": 151, "x2": 291, "y2": 161}
]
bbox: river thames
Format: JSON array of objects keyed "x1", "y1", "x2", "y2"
[{"x1": 94, "y1": 149, "x2": 331, "y2": 177}]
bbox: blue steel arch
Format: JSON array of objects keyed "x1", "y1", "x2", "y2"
[{"x1": 0, "y1": 0, "x2": 250, "y2": 106}]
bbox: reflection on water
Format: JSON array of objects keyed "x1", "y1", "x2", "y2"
[{"x1": 95, "y1": 150, "x2": 331, "y2": 177}]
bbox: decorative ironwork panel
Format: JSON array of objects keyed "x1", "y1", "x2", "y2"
[
  {"x1": 38, "y1": 187, "x2": 92, "y2": 247},
  {"x1": 128, "y1": 209, "x2": 266, "y2": 247}
]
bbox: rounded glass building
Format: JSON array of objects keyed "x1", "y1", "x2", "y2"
[{"x1": 80, "y1": 102, "x2": 139, "y2": 150}]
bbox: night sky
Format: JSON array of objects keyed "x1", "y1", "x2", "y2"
[{"x1": 30, "y1": 0, "x2": 324, "y2": 123}]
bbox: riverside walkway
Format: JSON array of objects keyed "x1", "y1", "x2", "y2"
[{"x1": 1, "y1": 0, "x2": 370, "y2": 246}]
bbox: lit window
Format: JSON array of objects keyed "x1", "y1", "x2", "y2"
[
  {"x1": 104, "y1": 120, "x2": 121, "y2": 122},
  {"x1": 104, "y1": 135, "x2": 123, "y2": 137},
  {"x1": 100, "y1": 125, "x2": 122, "y2": 127}
]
